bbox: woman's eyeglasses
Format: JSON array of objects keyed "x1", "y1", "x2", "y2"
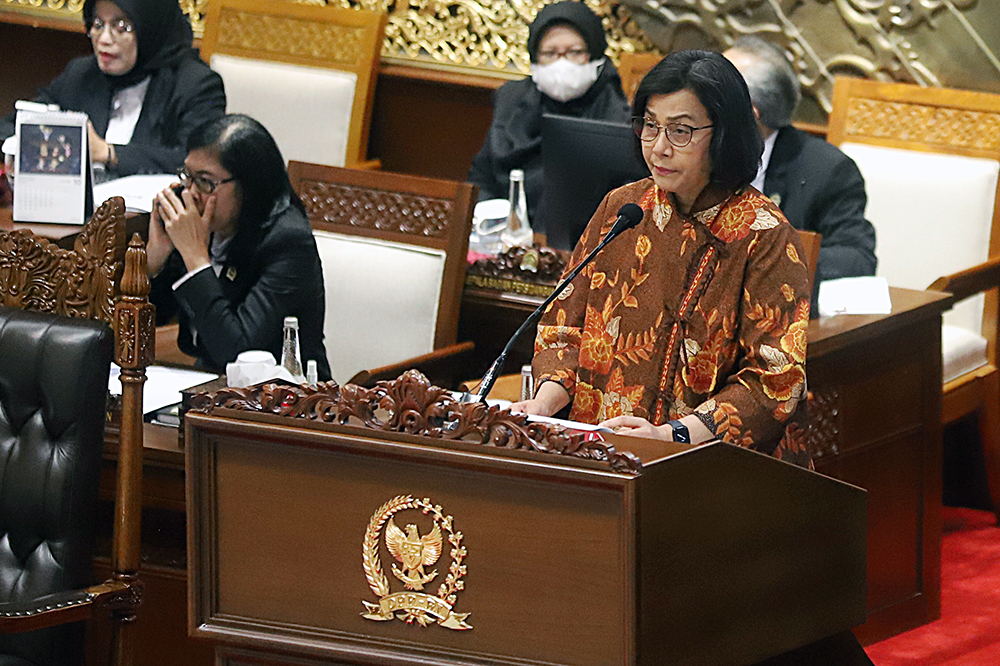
[
  {"x1": 536, "y1": 48, "x2": 589, "y2": 65},
  {"x1": 632, "y1": 116, "x2": 713, "y2": 148},
  {"x1": 177, "y1": 169, "x2": 236, "y2": 195},
  {"x1": 89, "y1": 17, "x2": 135, "y2": 39}
]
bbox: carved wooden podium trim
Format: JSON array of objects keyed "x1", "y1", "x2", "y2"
[{"x1": 188, "y1": 370, "x2": 642, "y2": 475}]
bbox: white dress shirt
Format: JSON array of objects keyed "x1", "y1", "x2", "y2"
[
  {"x1": 104, "y1": 76, "x2": 151, "y2": 146},
  {"x1": 751, "y1": 130, "x2": 779, "y2": 193}
]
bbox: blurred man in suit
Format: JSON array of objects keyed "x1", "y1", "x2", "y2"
[{"x1": 725, "y1": 37, "x2": 877, "y2": 287}]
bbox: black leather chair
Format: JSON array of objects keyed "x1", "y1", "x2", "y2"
[{"x1": 0, "y1": 306, "x2": 113, "y2": 666}]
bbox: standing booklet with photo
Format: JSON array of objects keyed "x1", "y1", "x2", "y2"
[{"x1": 12, "y1": 106, "x2": 92, "y2": 225}]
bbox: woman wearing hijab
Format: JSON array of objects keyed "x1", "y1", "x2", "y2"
[
  {"x1": 467, "y1": 1, "x2": 630, "y2": 226},
  {"x1": 0, "y1": 0, "x2": 225, "y2": 177}
]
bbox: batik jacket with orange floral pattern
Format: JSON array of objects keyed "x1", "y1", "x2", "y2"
[{"x1": 533, "y1": 179, "x2": 812, "y2": 468}]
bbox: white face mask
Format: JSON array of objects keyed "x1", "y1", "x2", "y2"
[{"x1": 531, "y1": 57, "x2": 604, "y2": 103}]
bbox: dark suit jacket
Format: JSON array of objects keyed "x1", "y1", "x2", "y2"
[
  {"x1": 1, "y1": 52, "x2": 225, "y2": 176},
  {"x1": 151, "y1": 199, "x2": 332, "y2": 381},
  {"x1": 763, "y1": 126, "x2": 877, "y2": 284}
]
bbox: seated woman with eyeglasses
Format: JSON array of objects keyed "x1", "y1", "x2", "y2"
[
  {"x1": 467, "y1": 1, "x2": 630, "y2": 225},
  {"x1": 0, "y1": 0, "x2": 225, "y2": 178},
  {"x1": 147, "y1": 114, "x2": 331, "y2": 380},
  {"x1": 510, "y1": 51, "x2": 812, "y2": 468}
]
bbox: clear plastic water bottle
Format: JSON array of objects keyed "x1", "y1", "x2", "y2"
[
  {"x1": 280, "y1": 316, "x2": 306, "y2": 383},
  {"x1": 501, "y1": 169, "x2": 533, "y2": 249},
  {"x1": 520, "y1": 364, "x2": 533, "y2": 401}
]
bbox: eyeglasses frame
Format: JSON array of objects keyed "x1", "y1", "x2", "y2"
[
  {"x1": 177, "y1": 168, "x2": 236, "y2": 195},
  {"x1": 536, "y1": 48, "x2": 590, "y2": 65},
  {"x1": 632, "y1": 116, "x2": 714, "y2": 148},
  {"x1": 88, "y1": 17, "x2": 135, "y2": 40}
]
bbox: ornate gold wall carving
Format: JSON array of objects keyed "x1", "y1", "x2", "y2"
[
  {"x1": 2, "y1": 0, "x2": 997, "y2": 121},
  {"x1": 618, "y1": 0, "x2": 999, "y2": 122}
]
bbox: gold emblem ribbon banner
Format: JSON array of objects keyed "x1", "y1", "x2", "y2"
[{"x1": 362, "y1": 592, "x2": 472, "y2": 630}]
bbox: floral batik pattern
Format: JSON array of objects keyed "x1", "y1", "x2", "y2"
[{"x1": 533, "y1": 180, "x2": 812, "y2": 468}]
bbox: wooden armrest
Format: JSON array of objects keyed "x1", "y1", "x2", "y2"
[
  {"x1": 348, "y1": 341, "x2": 476, "y2": 388},
  {"x1": 928, "y1": 256, "x2": 1000, "y2": 302},
  {"x1": 0, "y1": 579, "x2": 135, "y2": 634},
  {"x1": 346, "y1": 158, "x2": 381, "y2": 171}
]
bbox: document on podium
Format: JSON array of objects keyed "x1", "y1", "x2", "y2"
[
  {"x1": 12, "y1": 107, "x2": 89, "y2": 225},
  {"x1": 109, "y1": 365, "x2": 219, "y2": 417}
]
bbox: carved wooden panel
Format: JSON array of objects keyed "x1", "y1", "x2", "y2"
[
  {"x1": 806, "y1": 387, "x2": 841, "y2": 461},
  {"x1": 217, "y1": 7, "x2": 365, "y2": 64},
  {"x1": 842, "y1": 98, "x2": 1000, "y2": 151},
  {"x1": 465, "y1": 245, "x2": 567, "y2": 296},
  {"x1": 297, "y1": 178, "x2": 452, "y2": 238},
  {"x1": 189, "y1": 370, "x2": 643, "y2": 475},
  {"x1": 0, "y1": 196, "x2": 124, "y2": 323}
]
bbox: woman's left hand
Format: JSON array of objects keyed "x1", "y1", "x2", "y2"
[
  {"x1": 155, "y1": 185, "x2": 214, "y2": 272},
  {"x1": 87, "y1": 121, "x2": 111, "y2": 165},
  {"x1": 600, "y1": 415, "x2": 672, "y2": 440}
]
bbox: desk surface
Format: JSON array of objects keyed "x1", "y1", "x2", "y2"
[
  {"x1": 132, "y1": 286, "x2": 952, "y2": 470},
  {"x1": 809, "y1": 287, "x2": 952, "y2": 355}
]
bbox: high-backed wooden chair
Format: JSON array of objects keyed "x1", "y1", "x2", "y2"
[
  {"x1": 827, "y1": 76, "x2": 1000, "y2": 521},
  {"x1": 287, "y1": 161, "x2": 477, "y2": 385},
  {"x1": 618, "y1": 52, "x2": 663, "y2": 104},
  {"x1": 0, "y1": 197, "x2": 152, "y2": 664},
  {"x1": 201, "y1": 0, "x2": 386, "y2": 169}
]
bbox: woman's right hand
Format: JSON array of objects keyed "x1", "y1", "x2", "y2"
[
  {"x1": 155, "y1": 184, "x2": 214, "y2": 272},
  {"x1": 509, "y1": 381, "x2": 571, "y2": 417},
  {"x1": 146, "y1": 199, "x2": 175, "y2": 277}
]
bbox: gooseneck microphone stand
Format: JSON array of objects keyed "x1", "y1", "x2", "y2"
[{"x1": 465, "y1": 203, "x2": 645, "y2": 403}]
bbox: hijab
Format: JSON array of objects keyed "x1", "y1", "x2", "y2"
[
  {"x1": 82, "y1": 0, "x2": 195, "y2": 89},
  {"x1": 527, "y1": 1, "x2": 608, "y2": 64}
]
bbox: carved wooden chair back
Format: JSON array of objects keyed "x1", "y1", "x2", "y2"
[
  {"x1": 287, "y1": 161, "x2": 476, "y2": 384},
  {"x1": 0, "y1": 197, "x2": 152, "y2": 664},
  {"x1": 200, "y1": 0, "x2": 386, "y2": 169},
  {"x1": 618, "y1": 52, "x2": 663, "y2": 104},
  {"x1": 827, "y1": 76, "x2": 1000, "y2": 521}
]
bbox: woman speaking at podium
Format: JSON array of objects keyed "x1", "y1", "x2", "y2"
[
  {"x1": 512, "y1": 51, "x2": 812, "y2": 468},
  {"x1": 0, "y1": 0, "x2": 225, "y2": 177},
  {"x1": 147, "y1": 114, "x2": 331, "y2": 381}
]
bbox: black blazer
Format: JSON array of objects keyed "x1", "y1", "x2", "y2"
[
  {"x1": 151, "y1": 199, "x2": 332, "y2": 381},
  {"x1": 763, "y1": 126, "x2": 877, "y2": 284},
  {"x1": 1, "y1": 52, "x2": 225, "y2": 176}
]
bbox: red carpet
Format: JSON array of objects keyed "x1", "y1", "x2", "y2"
[{"x1": 866, "y1": 507, "x2": 1000, "y2": 665}]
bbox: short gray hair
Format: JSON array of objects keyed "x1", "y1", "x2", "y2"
[{"x1": 729, "y1": 36, "x2": 801, "y2": 129}]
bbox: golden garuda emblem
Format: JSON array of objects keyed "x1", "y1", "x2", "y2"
[{"x1": 361, "y1": 495, "x2": 472, "y2": 630}]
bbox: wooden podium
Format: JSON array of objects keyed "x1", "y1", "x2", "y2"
[{"x1": 185, "y1": 375, "x2": 867, "y2": 666}]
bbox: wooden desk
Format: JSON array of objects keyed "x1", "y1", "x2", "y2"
[
  {"x1": 808, "y1": 288, "x2": 949, "y2": 644},
  {"x1": 458, "y1": 285, "x2": 952, "y2": 644},
  {"x1": 184, "y1": 388, "x2": 867, "y2": 666},
  {"x1": 87, "y1": 287, "x2": 948, "y2": 665}
]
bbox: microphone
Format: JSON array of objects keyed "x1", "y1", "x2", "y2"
[{"x1": 467, "y1": 203, "x2": 645, "y2": 403}]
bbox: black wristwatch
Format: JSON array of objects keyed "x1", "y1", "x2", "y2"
[{"x1": 667, "y1": 419, "x2": 690, "y2": 444}]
